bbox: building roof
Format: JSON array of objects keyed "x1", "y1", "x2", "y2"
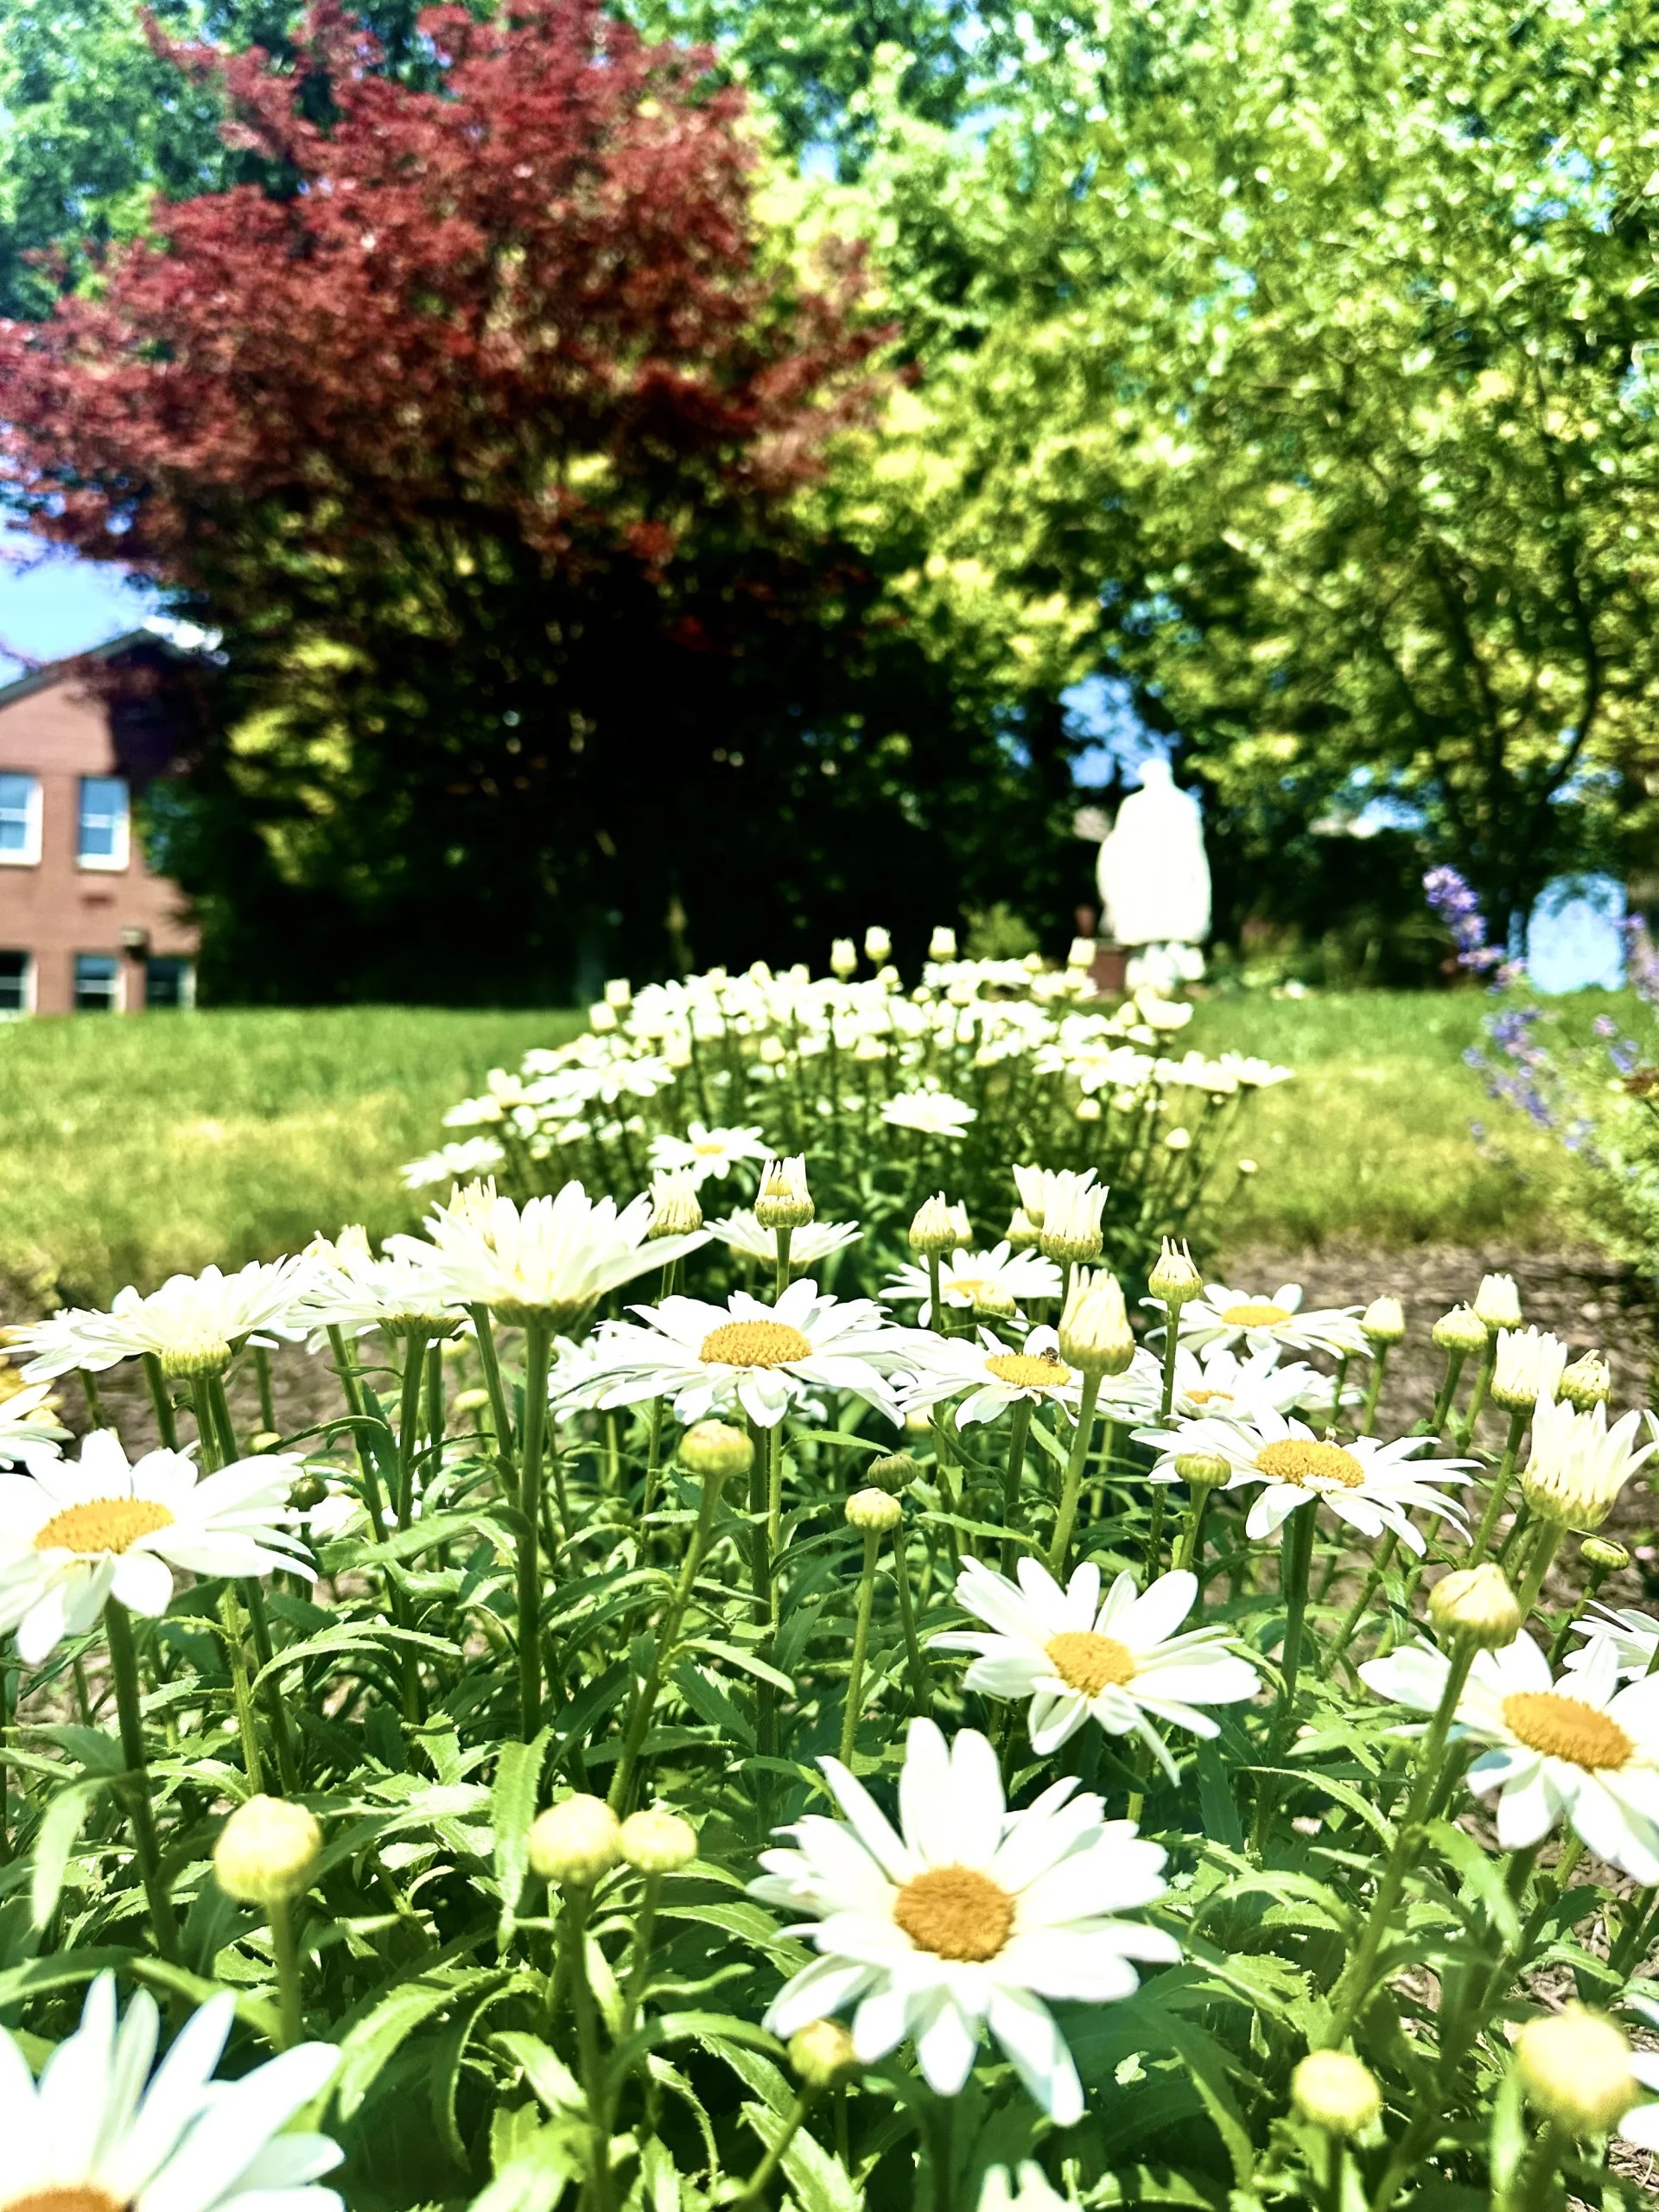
[{"x1": 0, "y1": 625, "x2": 213, "y2": 713}]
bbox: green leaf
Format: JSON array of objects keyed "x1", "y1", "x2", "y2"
[
  {"x1": 491, "y1": 1728, "x2": 553, "y2": 1941},
  {"x1": 670, "y1": 1663, "x2": 756, "y2": 1751},
  {"x1": 31, "y1": 1777, "x2": 106, "y2": 1929},
  {"x1": 336, "y1": 1972, "x2": 468, "y2": 2120},
  {"x1": 741, "y1": 2098, "x2": 861, "y2": 2212},
  {"x1": 493, "y1": 2029, "x2": 583, "y2": 2118},
  {"x1": 27, "y1": 1725, "x2": 126, "y2": 1777},
  {"x1": 680, "y1": 1638, "x2": 795, "y2": 1693}
]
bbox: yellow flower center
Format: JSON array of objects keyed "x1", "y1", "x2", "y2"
[
  {"x1": 1046, "y1": 1630, "x2": 1136, "y2": 1694},
  {"x1": 950, "y1": 1277, "x2": 985, "y2": 1300},
  {"x1": 34, "y1": 1498, "x2": 175, "y2": 1555},
  {"x1": 6, "y1": 2191, "x2": 124, "y2": 2212},
  {"x1": 1185, "y1": 1386, "x2": 1235, "y2": 1406},
  {"x1": 693, "y1": 1141, "x2": 726, "y2": 1155},
  {"x1": 698, "y1": 1320, "x2": 814, "y2": 1368},
  {"x1": 1255, "y1": 1440, "x2": 1365, "y2": 1490},
  {"x1": 1502, "y1": 1691, "x2": 1635, "y2": 1770},
  {"x1": 984, "y1": 1351, "x2": 1073, "y2": 1390},
  {"x1": 1222, "y1": 1301, "x2": 1294, "y2": 1328},
  {"x1": 892, "y1": 1864, "x2": 1016, "y2": 1962}
]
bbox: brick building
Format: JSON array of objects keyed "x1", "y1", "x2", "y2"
[{"x1": 0, "y1": 632, "x2": 200, "y2": 1015}]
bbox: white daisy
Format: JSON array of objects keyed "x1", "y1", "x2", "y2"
[
  {"x1": 1010, "y1": 1166, "x2": 1098, "y2": 1230},
  {"x1": 881, "y1": 1243, "x2": 1063, "y2": 1324},
  {"x1": 932, "y1": 1559, "x2": 1260, "y2": 1774},
  {"x1": 1360, "y1": 1631, "x2": 1659, "y2": 1882},
  {"x1": 1160, "y1": 1344, "x2": 1329, "y2": 1425},
  {"x1": 0, "y1": 1380, "x2": 69, "y2": 1474},
  {"x1": 1567, "y1": 1604, "x2": 1659, "y2": 1681},
  {"x1": 706, "y1": 1210, "x2": 863, "y2": 1272},
  {"x1": 1132, "y1": 1408, "x2": 1471, "y2": 1553},
  {"x1": 296, "y1": 1230, "x2": 460, "y2": 1341},
  {"x1": 1168, "y1": 1281, "x2": 1364, "y2": 1359},
  {"x1": 388, "y1": 1178, "x2": 707, "y2": 1326},
  {"x1": 880, "y1": 1090, "x2": 977, "y2": 1138},
  {"x1": 898, "y1": 1325, "x2": 1087, "y2": 1429},
  {"x1": 0, "y1": 1970, "x2": 342, "y2": 2212},
  {"x1": 400, "y1": 1136, "x2": 507, "y2": 1191},
  {"x1": 647, "y1": 1122, "x2": 770, "y2": 1185},
  {"x1": 560, "y1": 1277, "x2": 906, "y2": 1430},
  {"x1": 0, "y1": 1430, "x2": 315, "y2": 1665},
  {"x1": 751, "y1": 1717, "x2": 1179, "y2": 2121},
  {"x1": 16, "y1": 1261, "x2": 308, "y2": 1382}
]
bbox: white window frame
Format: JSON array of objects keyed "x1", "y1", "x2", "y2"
[
  {"x1": 0, "y1": 950, "x2": 34, "y2": 1018},
  {"x1": 73, "y1": 952, "x2": 124, "y2": 1014},
  {"x1": 0, "y1": 773, "x2": 42, "y2": 868},
  {"x1": 77, "y1": 776, "x2": 130, "y2": 872}
]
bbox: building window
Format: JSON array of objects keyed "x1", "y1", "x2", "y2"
[
  {"x1": 0, "y1": 951, "x2": 30, "y2": 1016},
  {"x1": 77, "y1": 776, "x2": 130, "y2": 870},
  {"x1": 144, "y1": 957, "x2": 195, "y2": 1009},
  {"x1": 73, "y1": 953, "x2": 121, "y2": 1013},
  {"x1": 0, "y1": 773, "x2": 41, "y2": 866}
]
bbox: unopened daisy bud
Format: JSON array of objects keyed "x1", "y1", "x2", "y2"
[
  {"x1": 846, "y1": 1487, "x2": 902, "y2": 1534},
  {"x1": 1514, "y1": 2005, "x2": 1636, "y2": 2136},
  {"x1": 758, "y1": 1034, "x2": 786, "y2": 1065},
  {"x1": 1361, "y1": 1297, "x2": 1406, "y2": 1348},
  {"x1": 1428, "y1": 1563, "x2": 1522, "y2": 1649},
  {"x1": 604, "y1": 978, "x2": 632, "y2": 1010},
  {"x1": 678, "y1": 1420, "x2": 753, "y2": 1481},
  {"x1": 1521, "y1": 1395, "x2": 1652, "y2": 1529},
  {"x1": 1058, "y1": 1270, "x2": 1135, "y2": 1376},
  {"x1": 1077, "y1": 1096, "x2": 1103, "y2": 1122},
  {"x1": 528, "y1": 1795, "x2": 622, "y2": 1887},
  {"x1": 1474, "y1": 1271, "x2": 1523, "y2": 1332},
  {"x1": 619, "y1": 1808, "x2": 698, "y2": 1874},
  {"x1": 649, "y1": 1168, "x2": 702, "y2": 1239},
  {"x1": 868, "y1": 1452, "x2": 920, "y2": 1493},
  {"x1": 1039, "y1": 1181, "x2": 1106, "y2": 1266},
  {"x1": 159, "y1": 1328, "x2": 233, "y2": 1379},
  {"x1": 214, "y1": 1794, "x2": 322, "y2": 1910},
  {"x1": 1149, "y1": 1239, "x2": 1203, "y2": 1305},
  {"x1": 1066, "y1": 936, "x2": 1096, "y2": 969},
  {"x1": 1236, "y1": 1157, "x2": 1257, "y2": 1177},
  {"x1": 1163, "y1": 1126, "x2": 1191, "y2": 1151},
  {"x1": 1560, "y1": 1350, "x2": 1611, "y2": 1412},
  {"x1": 973, "y1": 1283, "x2": 1019, "y2": 1322},
  {"x1": 289, "y1": 1471, "x2": 327, "y2": 1510},
  {"x1": 755, "y1": 1154, "x2": 813, "y2": 1229},
  {"x1": 929, "y1": 925, "x2": 958, "y2": 960},
  {"x1": 453, "y1": 1387, "x2": 491, "y2": 1415},
  {"x1": 588, "y1": 1001, "x2": 618, "y2": 1034},
  {"x1": 876, "y1": 963, "x2": 899, "y2": 988},
  {"x1": 909, "y1": 1193, "x2": 957, "y2": 1258},
  {"x1": 249, "y1": 1430, "x2": 282, "y2": 1454},
  {"x1": 1581, "y1": 1535, "x2": 1630, "y2": 1573},
  {"x1": 1174, "y1": 1450, "x2": 1233, "y2": 1491},
  {"x1": 864, "y1": 925, "x2": 891, "y2": 963},
  {"x1": 830, "y1": 938, "x2": 858, "y2": 979},
  {"x1": 1491, "y1": 1326, "x2": 1568, "y2": 1414},
  {"x1": 1006, "y1": 1209, "x2": 1041, "y2": 1253},
  {"x1": 948, "y1": 1202, "x2": 973, "y2": 1249},
  {"x1": 789, "y1": 2018, "x2": 860, "y2": 2088},
  {"x1": 1290, "y1": 2050, "x2": 1381, "y2": 2138},
  {"x1": 1433, "y1": 1304, "x2": 1487, "y2": 1355}
]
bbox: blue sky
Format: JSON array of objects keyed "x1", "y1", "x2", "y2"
[{"x1": 0, "y1": 524, "x2": 162, "y2": 684}]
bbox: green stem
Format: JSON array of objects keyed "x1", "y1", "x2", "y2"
[
  {"x1": 1328, "y1": 1353, "x2": 1349, "y2": 1435},
  {"x1": 1323, "y1": 1528, "x2": 1401, "y2": 1676},
  {"x1": 1273, "y1": 1503, "x2": 1318, "y2": 1755},
  {"x1": 1159, "y1": 1303, "x2": 1180, "y2": 1421},
  {"x1": 747, "y1": 1420, "x2": 776, "y2": 1768},
  {"x1": 731, "y1": 2088, "x2": 820, "y2": 2210},
  {"x1": 773, "y1": 1226, "x2": 793, "y2": 1303},
  {"x1": 1323, "y1": 1638, "x2": 1478, "y2": 2044},
  {"x1": 78, "y1": 1365, "x2": 108, "y2": 1431},
  {"x1": 207, "y1": 1371, "x2": 242, "y2": 1468},
  {"x1": 327, "y1": 1325, "x2": 365, "y2": 1418},
  {"x1": 999, "y1": 1399, "x2": 1033, "y2": 1575},
  {"x1": 425, "y1": 1340, "x2": 446, "y2": 1470},
  {"x1": 608, "y1": 1461, "x2": 730, "y2": 1814},
  {"x1": 1515, "y1": 2122, "x2": 1569, "y2": 2212},
  {"x1": 928, "y1": 1255, "x2": 945, "y2": 1334},
  {"x1": 1046, "y1": 1371, "x2": 1103, "y2": 1577},
  {"x1": 105, "y1": 1598, "x2": 181, "y2": 1963},
  {"x1": 1427, "y1": 1347, "x2": 1466, "y2": 1441},
  {"x1": 1516, "y1": 1522, "x2": 1563, "y2": 1621},
  {"x1": 1360, "y1": 1346, "x2": 1389, "y2": 1436},
  {"x1": 516, "y1": 1318, "x2": 555, "y2": 1740},
  {"x1": 268, "y1": 1894, "x2": 303, "y2": 2050},
  {"x1": 1174, "y1": 1485, "x2": 1211, "y2": 1574},
  {"x1": 766, "y1": 1421, "x2": 786, "y2": 1592},
  {"x1": 219, "y1": 1582, "x2": 265, "y2": 1789},
  {"x1": 395, "y1": 1332, "x2": 431, "y2": 1526},
  {"x1": 838, "y1": 1529, "x2": 882, "y2": 1768},
  {"x1": 142, "y1": 1355, "x2": 178, "y2": 1451},
  {"x1": 242, "y1": 1575, "x2": 299, "y2": 1791},
  {"x1": 253, "y1": 1344, "x2": 276, "y2": 1436},
  {"x1": 1457, "y1": 1338, "x2": 1497, "y2": 1449},
  {"x1": 620, "y1": 1872, "x2": 662, "y2": 2038},
  {"x1": 467, "y1": 1306, "x2": 515, "y2": 1469},
  {"x1": 1466, "y1": 1408, "x2": 1529, "y2": 1565},
  {"x1": 893, "y1": 1522, "x2": 929, "y2": 1712},
  {"x1": 642, "y1": 1396, "x2": 666, "y2": 1530},
  {"x1": 563, "y1": 1886, "x2": 617, "y2": 2212}
]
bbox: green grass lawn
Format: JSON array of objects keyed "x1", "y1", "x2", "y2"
[{"x1": 0, "y1": 988, "x2": 1619, "y2": 1313}]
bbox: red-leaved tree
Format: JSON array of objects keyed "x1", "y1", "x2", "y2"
[{"x1": 0, "y1": 0, "x2": 918, "y2": 997}]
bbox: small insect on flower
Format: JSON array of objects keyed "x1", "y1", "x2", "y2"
[
  {"x1": 933, "y1": 1559, "x2": 1259, "y2": 1773},
  {"x1": 751, "y1": 1717, "x2": 1179, "y2": 2123}
]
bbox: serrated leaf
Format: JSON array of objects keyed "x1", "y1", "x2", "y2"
[
  {"x1": 681, "y1": 1638, "x2": 794, "y2": 1693},
  {"x1": 670, "y1": 1664, "x2": 756, "y2": 1751},
  {"x1": 495, "y1": 2029, "x2": 583, "y2": 2117},
  {"x1": 27, "y1": 1725, "x2": 126, "y2": 1777},
  {"x1": 492, "y1": 1728, "x2": 553, "y2": 1941},
  {"x1": 335, "y1": 1972, "x2": 466, "y2": 2119},
  {"x1": 31, "y1": 1777, "x2": 106, "y2": 1929}
]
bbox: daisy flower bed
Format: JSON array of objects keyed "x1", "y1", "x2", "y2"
[{"x1": 2, "y1": 1128, "x2": 1659, "y2": 2212}]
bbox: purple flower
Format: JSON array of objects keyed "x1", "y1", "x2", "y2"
[
  {"x1": 1423, "y1": 867, "x2": 1513, "y2": 976},
  {"x1": 1593, "y1": 1014, "x2": 1618, "y2": 1038}
]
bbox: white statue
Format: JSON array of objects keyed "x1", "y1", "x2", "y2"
[{"x1": 1096, "y1": 758, "x2": 1211, "y2": 992}]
